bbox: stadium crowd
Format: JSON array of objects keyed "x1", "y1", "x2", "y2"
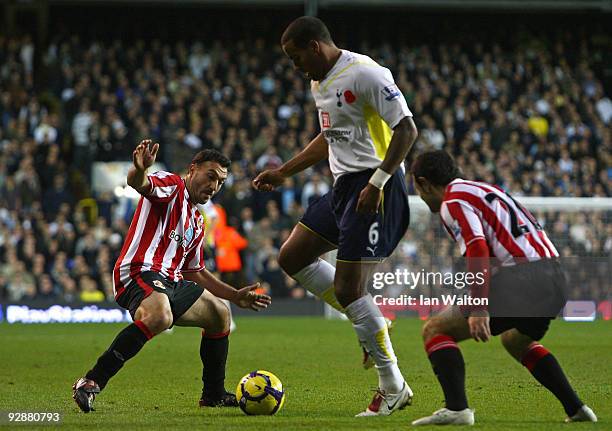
[{"x1": 0, "y1": 23, "x2": 610, "y2": 305}]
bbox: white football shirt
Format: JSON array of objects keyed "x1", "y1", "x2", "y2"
[{"x1": 311, "y1": 50, "x2": 412, "y2": 181}]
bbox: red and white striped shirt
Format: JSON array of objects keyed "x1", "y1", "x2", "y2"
[
  {"x1": 440, "y1": 179, "x2": 559, "y2": 266},
  {"x1": 113, "y1": 171, "x2": 206, "y2": 299}
]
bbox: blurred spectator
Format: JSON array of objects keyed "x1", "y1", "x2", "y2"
[
  {"x1": 79, "y1": 275, "x2": 105, "y2": 302},
  {"x1": 214, "y1": 206, "x2": 248, "y2": 286},
  {"x1": 301, "y1": 172, "x2": 330, "y2": 209},
  {"x1": 36, "y1": 274, "x2": 58, "y2": 301}
]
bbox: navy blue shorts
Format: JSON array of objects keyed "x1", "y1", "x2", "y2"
[{"x1": 300, "y1": 169, "x2": 410, "y2": 262}]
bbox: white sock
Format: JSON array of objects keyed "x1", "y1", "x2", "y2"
[
  {"x1": 345, "y1": 294, "x2": 404, "y2": 393},
  {"x1": 293, "y1": 259, "x2": 344, "y2": 312}
]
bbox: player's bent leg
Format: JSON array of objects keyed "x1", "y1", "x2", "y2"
[
  {"x1": 73, "y1": 292, "x2": 169, "y2": 412},
  {"x1": 421, "y1": 306, "x2": 472, "y2": 344},
  {"x1": 333, "y1": 262, "x2": 411, "y2": 416},
  {"x1": 174, "y1": 291, "x2": 237, "y2": 408},
  {"x1": 412, "y1": 306, "x2": 475, "y2": 426},
  {"x1": 500, "y1": 328, "x2": 596, "y2": 422},
  {"x1": 174, "y1": 290, "x2": 230, "y2": 332},
  {"x1": 278, "y1": 223, "x2": 336, "y2": 275},
  {"x1": 280, "y1": 224, "x2": 342, "y2": 310},
  {"x1": 134, "y1": 291, "x2": 174, "y2": 335}
]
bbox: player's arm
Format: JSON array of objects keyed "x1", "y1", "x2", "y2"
[
  {"x1": 355, "y1": 67, "x2": 418, "y2": 214},
  {"x1": 127, "y1": 139, "x2": 159, "y2": 195},
  {"x1": 441, "y1": 200, "x2": 491, "y2": 342},
  {"x1": 378, "y1": 116, "x2": 418, "y2": 176},
  {"x1": 183, "y1": 269, "x2": 272, "y2": 311},
  {"x1": 252, "y1": 132, "x2": 328, "y2": 191},
  {"x1": 464, "y1": 238, "x2": 491, "y2": 342}
]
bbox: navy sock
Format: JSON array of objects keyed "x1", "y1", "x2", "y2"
[
  {"x1": 200, "y1": 331, "x2": 229, "y2": 399},
  {"x1": 522, "y1": 344, "x2": 583, "y2": 416},
  {"x1": 86, "y1": 321, "x2": 152, "y2": 390},
  {"x1": 426, "y1": 335, "x2": 468, "y2": 411}
]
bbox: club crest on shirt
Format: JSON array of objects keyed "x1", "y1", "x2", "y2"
[{"x1": 382, "y1": 84, "x2": 401, "y2": 101}]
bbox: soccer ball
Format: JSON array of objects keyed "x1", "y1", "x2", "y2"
[{"x1": 236, "y1": 370, "x2": 286, "y2": 415}]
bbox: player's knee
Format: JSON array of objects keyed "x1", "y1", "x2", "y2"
[
  {"x1": 278, "y1": 237, "x2": 319, "y2": 276},
  {"x1": 334, "y1": 284, "x2": 359, "y2": 308},
  {"x1": 500, "y1": 330, "x2": 530, "y2": 361},
  {"x1": 207, "y1": 300, "x2": 230, "y2": 334},
  {"x1": 142, "y1": 309, "x2": 173, "y2": 334},
  {"x1": 278, "y1": 240, "x2": 309, "y2": 276},
  {"x1": 422, "y1": 318, "x2": 441, "y2": 343},
  {"x1": 500, "y1": 331, "x2": 513, "y2": 349}
]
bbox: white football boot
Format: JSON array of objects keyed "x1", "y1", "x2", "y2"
[
  {"x1": 411, "y1": 408, "x2": 475, "y2": 426},
  {"x1": 356, "y1": 381, "x2": 413, "y2": 417},
  {"x1": 565, "y1": 405, "x2": 597, "y2": 422}
]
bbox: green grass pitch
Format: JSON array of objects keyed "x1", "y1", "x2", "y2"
[{"x1": 0, "y1": 318, "x2": 609, "y2": 430}]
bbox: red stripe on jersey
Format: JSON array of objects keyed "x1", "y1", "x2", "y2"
[
  {"x1": 445, "y1": 201, "x2": 483, "y2": 246},
  {"x1": 150, "y1": 197, "x2": 181, "y2": 274},
  {"x1": 446, "y1": 191, "x2": 528, "y2": 259},
  {"x1": 129, "y1": 203, "x2": 164, "y2": 278},
  {"x1": 182, "y1": 229, "x2": 206, "y2": 272},
  {"x1": 444, "y1": 179, "x2": 498, "y2": 201},
  {"x1": 447, "y1": 180, "x2": 558, "y2": 260},
  {"x1": 151, "y1": 174, "x2": 181, "y2": 188},
  {"x1": 480, "y1": 188, "x2": 548, "y2": 258},
  {"x1": 524, "y1": 230, "x2": 549, "y2": 258},
  {"x1": 471, "y1": 184, "x2": 549, "y2": 258},
  {"x1": 113, "y1": 199, "x2": 144, "y2": 299},
  {"x1": 114, "y1": 172, "x2": 206, "y2": 290},
  {"x1": 537, "y1": 230, "x2": 556, "y2": 257},
  {"x1": 169, "y1": 192, "x2": 190, "y2": 280}
]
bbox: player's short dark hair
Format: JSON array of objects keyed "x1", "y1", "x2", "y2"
[
  {"x1": 281, "y1": 16, "x2": 333, "y2": 49},
  {"x1": 411, "y1": 150, "x2": 460, "y2": 186},
  {"x1": 191, "y1": 149, "x2": 231, "y2": 169}
]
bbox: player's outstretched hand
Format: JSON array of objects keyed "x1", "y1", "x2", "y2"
[
  {"x1": 468, "y1": 310, "x2": 491, "y2": 342},
  {"x1": 356, "y1": 184, "x2": 383, "y2": 214},
  {"x1": 252, "y1": 169, "x2": 286, "y2": 192},
  {"x1": 233, "y1": 283, "x2": 272, "y2": 311},
  {"x1": 133, "y1": 139, "x2": 159, "y2": 171}
]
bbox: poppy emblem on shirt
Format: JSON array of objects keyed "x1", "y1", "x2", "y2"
[{"x1": 344, "y1": 90, "x2": 356, "y2": 104}]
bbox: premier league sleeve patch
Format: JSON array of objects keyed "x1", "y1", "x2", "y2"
[{"x1": 382, "y1": 84, "x2": 401, "y2": 101}]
